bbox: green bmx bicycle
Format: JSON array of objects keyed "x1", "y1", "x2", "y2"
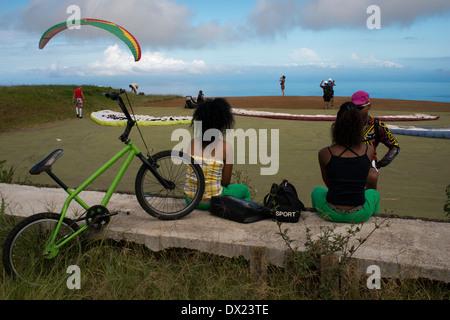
[{"x1": 2, "y1": 90, "x2": 205, "y2": 285}]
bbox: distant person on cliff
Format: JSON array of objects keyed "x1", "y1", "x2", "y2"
[
  {"x1": 280, "y1": 76, "x2": 286, "y2": 96},
  {"x1": 352, "y1": 91, "x2": 400, "y2": 190},
  {"x1": 72, "y1": 85, "x2": 86, "y2": 118},
  {"x1": 197, "y1": 90, "x2": 205, "y2": 104},
  {"x1": 129, "y1": 83, "x2": 139, "y2": 95},
  {"x1": 320, "y1": 80, "x2": 332, "y2": 109},
  {"x1": 328, "y1": 78, "x2": 336, "y2": 108}
]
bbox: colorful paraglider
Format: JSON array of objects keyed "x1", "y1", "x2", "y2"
[{"x1": 39, "y1": 18, "x2": 141, "y2": 62}]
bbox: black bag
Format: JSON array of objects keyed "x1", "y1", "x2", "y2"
[
  {"x1": 209, "y1": 196, "x2": 272, "y2": 224},
  {"x1": 263, "y1": 180, "x2": 305, "y2": 223}
]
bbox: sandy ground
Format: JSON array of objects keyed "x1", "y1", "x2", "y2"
[{"x1": 146, "y1": 95, "x2": 450, "y2": 112}]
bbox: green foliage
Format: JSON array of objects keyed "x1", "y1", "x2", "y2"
[
  {"x1": 0, "y1": 160, "x2": 15, "y2": 183},
  {"x1": 0, "y1": 85, "x2": 182, "y2": 132},
  {"x1": 276, "y1": 219, "x2": 390, "y2": 299},
  {"x1": 0, "y1": 209, "x2": 447, "y2": 300}
]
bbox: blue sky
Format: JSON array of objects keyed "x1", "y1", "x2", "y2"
[{"x1": 1, "y1": 0, "x2": 450, "y2": 97}]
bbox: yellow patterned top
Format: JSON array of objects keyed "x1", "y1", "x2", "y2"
[{"x1": 185, "y1": 155, "x2": 224, "y2": 202}]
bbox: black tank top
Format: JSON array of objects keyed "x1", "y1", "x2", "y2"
[{"x1": 326, "y1": 146, "x2": 370, "y2": 206}]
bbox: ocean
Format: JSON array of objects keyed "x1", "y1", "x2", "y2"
[
  {"x1": 12, "y1": 73, "x2": 449, "y2": 103},
  {"x1": 132, "y1": 75, "x2": 450, "y2": 103}
]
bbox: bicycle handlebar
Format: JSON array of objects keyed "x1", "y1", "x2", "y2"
[
  {"x1": 103, "y1": 88, "x2": 125, "y2": 99},
  {"x1": 103, "y1": 90, "x2": 136, "y2": 143}
]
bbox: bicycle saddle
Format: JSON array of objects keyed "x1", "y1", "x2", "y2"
[{"x1": 29, "y1": 149, "x2": 64, "y2": 175}]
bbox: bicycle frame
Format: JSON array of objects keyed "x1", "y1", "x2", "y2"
[
  {"x1": 43, "y1": 140, "x2": 140, "y2": 258},
  {"x1": 42, "y1": 90, "x2": 174, "y2": 259}
]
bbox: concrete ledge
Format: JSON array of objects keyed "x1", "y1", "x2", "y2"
[{"x1": 1, "y1": 183, "x2": 448, "y2": 283}]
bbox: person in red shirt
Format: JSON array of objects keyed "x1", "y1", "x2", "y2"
[{"x1": 72, "y1": 85, "x2": 86, "y2": 118}]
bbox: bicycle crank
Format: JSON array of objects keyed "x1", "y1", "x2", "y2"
[{"x1": 86, "y1": 205, "x2": 111, "y2": 229}]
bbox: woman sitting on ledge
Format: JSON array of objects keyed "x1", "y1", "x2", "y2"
[
  {"x1": 311, "y1": 102, "x2": 380, "y2": 223},
  {"x1": 185, "y1": 98, "x2": 251, "y2": 210}
]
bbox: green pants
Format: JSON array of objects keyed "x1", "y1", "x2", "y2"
[
  {"x1": 311, "y1": 186, "x2": 380, "y2": 223},
  {"x1": 186, "y1": 184, "x2": 251, "y2": 210}
]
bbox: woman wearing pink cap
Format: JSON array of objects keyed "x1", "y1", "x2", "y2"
[{"x1": 352, "y1": 91, "x2": 400, "y2": 190}]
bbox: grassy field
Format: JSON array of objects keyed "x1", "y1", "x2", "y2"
[
  {"x1": 0, "y1": 85, "x2": 448, "y2": 301},
  {"x1": 0, "y1": 206, "x2": 448, "y2": 301},
  {"x1": 1, "y1": 85, "x2": 449, "y2": 220},
  {"x1": 0, "y1": 85, "x2": 181, "y2": 132}
]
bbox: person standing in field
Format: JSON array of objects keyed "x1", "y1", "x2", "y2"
[
  {"x1": 280, "y1": 76, "x2": 286, "y2": 96},
  {"x1": 328, "y1": 78, "x2": 336, "y2": 108},
  {"x1": 72, "y1": 85, "x2": 86, "y2": 118},
  {"x1": 320, "y1": 80, "x2": 332, "y2": 109},
  {"x1": 351, "y1": 91, "x2": 400, "y2": 190}
]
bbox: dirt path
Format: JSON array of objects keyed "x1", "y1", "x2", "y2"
[{"x1": 146, "y1": 96, "x2": 450, "y2": 112}]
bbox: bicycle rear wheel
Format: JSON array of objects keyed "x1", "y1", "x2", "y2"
[
  {"x1": 135, "y1": 150, "x2": 205, "y2": 220},
  {"x1": 2, "y1": 212, "x2": 83, "y2": 286}
]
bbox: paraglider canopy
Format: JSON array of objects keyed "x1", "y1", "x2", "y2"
[{"x1": 39, "y1": 18, "x2": 141, "y2": 62}]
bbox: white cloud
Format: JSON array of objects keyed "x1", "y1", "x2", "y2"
[
  {"x1": 289, "y1": 48, "x2": 340, "y2": 68},
  {"x1": 351, "y1": 53, "x2": 404, "y2": 68},
  {"x1": 247, "y1": 0, "x2": 301, "y2": 37},
  {"x1": 34, "y1": 45, "x2": 209, "y2": 77},
  {"x1": 8, "y1": 0, "x2": 450, "y2": 50},
  {"x1": 247, "y1": 0, "x2": 450, "y2": 34},
  {"x1": 291, "y1": 48, "x2": 320, "y2": 61},
  {"x1": 12, "y1": 0, "x2": 238, "y2": 49}
]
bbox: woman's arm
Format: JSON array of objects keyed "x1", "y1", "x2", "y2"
[
  {"x1": 318, "y1": 147, "x2": 330, "y2": 188},
  {"x1": 221, "y1": 141, "x2": 233, "y2": 187}
]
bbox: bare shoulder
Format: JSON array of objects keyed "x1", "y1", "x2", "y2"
[
  {"x1": 318, "y1": 146, "x2": 330, "y2": 155},
  {"x1": 318, "y1": 146, "x2": 331, "y2": 165}
]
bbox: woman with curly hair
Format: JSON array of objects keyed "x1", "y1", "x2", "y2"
[
  {"x1": 185, "y1": 98, "x2": 251, "y2": 210},
  {"x1": 311, "y1": 102, "x2": 380, "y2": 223}
]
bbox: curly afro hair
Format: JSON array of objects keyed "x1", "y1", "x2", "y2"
[{"x1": 191, "y1": 98, "x2": 235, "y2": 147}]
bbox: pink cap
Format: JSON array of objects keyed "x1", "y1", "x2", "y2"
[{"x1": 351, "y1": 91, "x2": 370, "y2": 106}]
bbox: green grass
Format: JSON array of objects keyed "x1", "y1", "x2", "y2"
[
  {"x1": 0, "y1": 85, "x2": 449, "y2": 220},
  {"x1": 0, "y1": 85, "x2": 181, "y2": 132},
  {"x1": 0, "y1": 204, "x2": 448, "y2": 300},
  {"x1": 1, "y1": 85, "x2": 449, "y2": 301}
]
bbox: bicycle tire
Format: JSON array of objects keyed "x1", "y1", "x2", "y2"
[
  {"x1": 135, "y1": 150, "x2": 205, "y2": 220},
  {"x1": 2, "y1": 212, "x2": 83, "y2": 285}
]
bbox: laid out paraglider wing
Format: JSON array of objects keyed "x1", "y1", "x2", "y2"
[{"x1": 39, "y1": 18, "x2": 141, "y2": 62}]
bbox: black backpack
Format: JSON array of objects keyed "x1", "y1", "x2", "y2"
[{"x1": 263, "y1": 180, "x2": 305, "y2": 223}]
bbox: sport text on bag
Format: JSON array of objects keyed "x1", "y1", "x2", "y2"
[{"x1": 263, "y1": 180, "x2": 305, "y2": 223}]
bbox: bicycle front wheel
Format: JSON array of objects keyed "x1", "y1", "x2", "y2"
[
  {"x1": 135, "y1": 150, "x2": 205, "y2": 220},
  {"x1": 2, "y1": 212, "x2": 83, "y2": 286}
]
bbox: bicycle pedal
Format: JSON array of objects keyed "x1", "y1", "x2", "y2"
[{"x1": 118, "y1": 209, "x2": 134, "y2": 216}]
